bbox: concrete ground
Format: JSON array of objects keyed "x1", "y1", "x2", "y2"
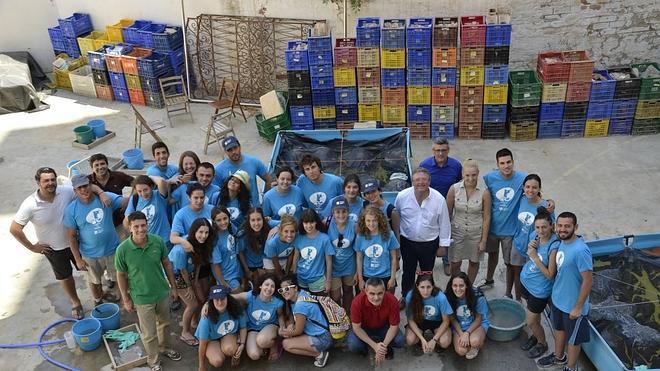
[{"x1": 1, "y1": 89, "x2": 659, "y2": 370}]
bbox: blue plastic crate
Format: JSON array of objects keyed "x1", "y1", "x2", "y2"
[
  {"x1": 587, "y1": 100, "x2": 613, "y2": 120},
  {"x1": 381, "y1": 19, "x2": 406, "y2": 49},
  {"x1": 172, "y1": 63, "x2": 185, "y2": 76},
  {"x1": 537, "y1": 120, "x2": 563, "y2": 138},
  {"x1": 590, "y1": 70, "x2": 616, "y2": 102},
  {"x1": 406, "y1": 18, "x2": 433, "y2": 48},
  {"x1": 88, "y1": 46, "x2": 110, "y2": 70},
  {"x1": 311, "y1": 88, "x2": 335, "y2": 106},
  {"x1": 122, "y1": 20, "x2": 152, "y2": 45},
  {"x1": 561, "y1": 119, "x2": 585, "y2": 138},
  {"x1": 166, "y1": 48, "x2": 185, "y2": 70},
  {"x1": 138, "y1": 23, "x2": 167, "y2": 49},
  {"x1": 336, "y1": 104, "x2": 358, "y2": 122},
  {"x1": 58, "y1": 13, "x2": 92, "y2": 38},
  {"x1": 356, "y1": 17, "x2": 381, "y2": 47},
  {"x1": 48, "y1": 26, "x2": 65, "y2": 51},
  {"x1": 431, "y1": 68, "x2": 457, "y2": 86},
  {"x1": 485, "y1": 65, "x2": 509, "y2": 86},
  {"x1": 311, "y1": 75, "x2": 334, "y2": 90},
  {"x1": 137, "y1": 52, "x2": 171, "y2": 78},
  {"x1": 153, "y1": 25, "x2": 184, "y2": 52},
  {"x1": 407, "y1": 48, "x2": 432, "y2": 69},
  {"x1": 63, "y1": 36, "x2": 81, "y2": 58},
  {"x1": 608, "y1": 117, "x2": 633, "y2": 135},
  {"x1": 539, "y1": 102, "x2": 565, "y2": 121},
  {"x1": 307, "y1": 34, "x2": 332, "y2": 51},
  {"x1": 108, "y1": 71, "x2": 127, "y2": 90},
  {"x1": 290, "y1": 106, "x2": 314, "y2": 126},
  {"x1": 486, "y1": 24, "x2": 512, "y2": 46},
  {"x1": 112, "y1": 86, "x2": 130, "y2": 102},
  {"x1": 408, "y1": 105, "x2": 431, "y2": 122},
  {"x1": 308, "y1": 49, "x2": 333, "y2": 66},
  {"x1": 407, "y1": 68, "x2": 432, "y2": 87},
  {"x1": 309, "y1": 64, "x2": 333, "y2": 78},
  {"x1": 314, "y1": 119, "x2": 337, "y2": 129},
  {"x1": 140, "y1": 70, "x2": 174, "y2": 93},
  {"x1": 382, "y1": 68, "x2": 406, "y2": 87},
  {"x1": 285, "y1": 48, "x2": 309, "y2": 71},
  {"x1": 335, "y1": 87, "x2": 358, "y2": 105},
  {"x1": 431, "y1": 123, "x2": 455, "y2": 139},
  {"x1": 483, "y1": 104, "x2": 507, "y2": 123},
  {"x1": 610, "y1": 99, "x2": 638, "y2": 119}
]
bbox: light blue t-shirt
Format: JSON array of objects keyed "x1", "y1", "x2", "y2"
[
  {"x1": 125, "y1": 190, "x2": 171, "y2": 246},
  {"x1": 262, "y1": 186, "x2": 305, "y2": 227},
  {"x1": 211, "y1": 230, "x2": 242, "y2": 283},
  {"x1": 354, "y1": 231, "x2": 400, "y2": 278},
  {"x1": 238, "y1": 235, "x2": 265, "y2": 268},
  {"x1": 294, "y1": 232, "x2": 335, "y2": 284},
  {"x1": 455, "y1": 294, "x2": 490, "y2": 331},
  {"x1": 512, "y1": 197, "x2": 553, "y2": 253},
  {"x1": 296, "y1": 173, "x2": 344, "y2": 213},
  {"x1": 293, "y1": 291, "x2": 329, "y2": 336},
  {"x1": 405, "y1": 290, "x2": 454, "y2": 322},
  {"x1": 171, "y1": 182, "x2": 220, "y2": 211},
  {"x1": 168, "y1": 243, "x2": 194, "y2": 275},
  {"x1": 171, "y1": 204, "x2": 213, "y2": 236},
  {"x1": 195, "y1": 311, "x2": 247, "y2": 340},
  {"x1": 483, "y1": 170, "x2": 527, "y2": 236},
  {"x1": 218, "y1": 196, "x2": 249, "y2": 230},
  {"x1": 321, "y1": 195, "x2": 364, "y2": 221},
  {"x1": 63, "y1": 193, "x2": 122, "y2": 258},
  {"x1": 551, "y1": 238, "x2": 593, "y2": 315},
  {"x1": 520, "y1": 233, "x2": 560, "y2": 299},
  {"x1": 327, "y1": 218, "x2": 357, "y2": 277},
  {"x1": 245, "y1": 291, "x2": 284, "y2": 331},
  {"x1": 214, "y1": 154, "x2": 268, "y2": 206},
  {"x1": 264, "y1": 235, "x2": 295, "y2": 260},
  {"x1": 146, "y1": 164, "x2": 179, "y2": 179}
]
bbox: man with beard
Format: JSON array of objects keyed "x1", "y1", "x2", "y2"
[
  {"x1": 171, "y1": 162, "x2": 220, "y2": 208},
  {"x1": 87, "y1": 153, "x2": 133, "y2": 227}
]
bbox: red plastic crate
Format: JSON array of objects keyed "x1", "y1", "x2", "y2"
[
  {"x1": 120, "y1": 47, "x2": 152, "y2": 75},
  {"x1": 431, "y1": 86, "x2": 455, "y2": 105},
  {"x1": 381, "y1": 87, "x2": 406, "y2": 105},
  {"x1": 407, "y1": 122, "x2": 431, "y2": 139},
  {"x1": 566, "y1": 81, "x2": 591, "y2": 102},
  {"x1": 335, "y1": 38, "x2": 356, "y2": 48},
  {"x1": 459, "y1": 103, "x2": 483, "y2": 122},
  {"x1": 458, "y1": 121, "x2": 482, "y2": 139},
  {"x1": 459, "y1": 86, "x2": 484, "y2": 105},
  {"x1": 356, "y1": 67, "x2": 381, "y2": 87},
  {"x1": 336, "y1": 122, "x2": 355, "y2": 130},
  {"x1": 128, "y1": 88, "x2": 145, "y2": 105},
  {"x1": 460, "y1": 47, "x2": 485, "y2": 66},
  {"x1": 104, "y1": 54, "x2": 124, "y2": 73},
  {"x1": 537, "y1": 51, "x2": 569, "y2": 83},
  {"x1": 334, "y1": 38, "x2": 357, "y2": 67},
  {"x1": 460, "y1": 16, "x2": 486, "y2": 47},
  {"x1": 95, "y1": 84, "x2": 114, "y2": 100},
  {"x1": 561, "y1": 50, "x2": 594, "y2": 83}
]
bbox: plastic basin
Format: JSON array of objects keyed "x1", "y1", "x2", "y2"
[
  {"x1": 122, "y1": 148, "x2": 144, "y2": 169},
  {"x1": 71, "y1": 318, "x2": 102, "y2": 351},
  {"x1": 87, "y1": 119, "x2": 106, "y2": 138},
  {"x1": 91, "y1": 302, "x2": 120, "y2": 332},
  {"x1": 486, "y1": 298, "x2": 526, "y2": 342},
  {"x1": 73, "y1": 125, "x2": 94, "y2": 145}
]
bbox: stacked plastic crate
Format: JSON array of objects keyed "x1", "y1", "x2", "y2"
[
  {"x1": 380, "y1": 19, "x2": 407, "y2": 129},
  {"x1": 564, "y1": 51, "x2": 596, "y2": 137},
  {"x1": 458, "y1": 16, "x2": 486, "y2": 139},
  {"x1": 88, "y1": 47, "x2": 113, "y2": 100},
  {"x1": 482, "y1": 19, "x2": 511, "y2": 139},
  {"x1": 631, "y1": 62, "x2": 660, "y2": 135},
  {"x1": 586, "y1": 70, "x2": 616, "y2": 137},
  {"x1": 430, "y1": 17, "x2": 458, "y2": 139},
  {"x1": 286, "y1": 40, "x2": 314, "y2": 130},
  {"x1": 334, "y1": 38, "x2": 359, "y2": 129},
  {"x1": 608, "y1": 66, "x2": 640, "y2": 135},
  {"x1": 537, "y1": 52, "x2": 572, "y2": 137},
  {"x1": 120, "y1": 47, "x2": 151, "y2": 106},
  {"x1": 508, "y1": 71, "x2": 543, "y2": 137},
  {"x1": 48, "y1": 13, "x2": 93, "y2": 59},
  {"x1": 406, "y1": 18, "x2": 433, "y2": 139},
  {"x1": 309, "y1": 33, "x2": 336, "y2": 129},
  {"x1": 356, "y1": 18, "x2": 382, "y2": 123},
  {"x1": 103, "y1": 44, "x2": 133, "y2": 103}
]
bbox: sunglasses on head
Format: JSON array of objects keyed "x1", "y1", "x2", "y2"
[{"x1": 277, "y1": 284, "x2": 296, "y2": 294}]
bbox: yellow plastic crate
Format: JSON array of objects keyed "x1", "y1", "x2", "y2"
[
  {"x1": 541, "y1": 82, "x2": 568, "y2": 103},
  {"x1": 459, "y1": 66, "x2": 484, "y2": 86},
  {"x1": 382, "y1": 104, "x2": 406, "y2": 123},
  {"x1": 77, "y1": 31, "x2": 108, "y2": 58},
  {"x1": 313, "y1": 106, "x2": 336, "y2": 120},
  {"x1": 357, "y1": 48, "x2": 380, "y2": 67},
  {"x1": 333, "y1": 67, "x2": 357, "y2": 87},
  {"x1": 407, "y1": 87, "x2": 431, "y2": 105},
  {"x1": 106, "y1": 19, "x2": 134, "y2": 42},
  {"x1": 381, "y1": 49, "x2": 405, "y2": 69},
  {"x1": 358, "y1": 86, "x2": 380, "y2": 104},
  {"x1": 508, "y1": 121, "x2": 538, "y2": 141},
  {"x1": 484, "y1": 85, "x2": 508, "y2": 105},
  {"x1": 53, "y1": 54, "x2": 86, "y2": 90},
  {"x1": 358, "y1": 103, "x2": 381, "y2": 121},
  {"x1": 634, "y1": 99, "x2": 660, "y2": 119},
  {"x1": 585, "y1": 119, "x2": 609, "y2": 137},
  {"x1": 125, "y1": 74, "x2": 142, "y2": 90}
]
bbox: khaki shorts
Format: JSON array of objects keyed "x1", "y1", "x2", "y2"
[
  {"x1": 299, "y1": 276, "x2": 327, "y2": 293},
  {"x1": 83, "y1": 255, "x2": 116, "y2": 285},
  {"x1": 331, "y1": 275, "x2": 355, "y2": 292},
  {"x1": 486, "y1": 235, "x2": 524, "y2": 265}
]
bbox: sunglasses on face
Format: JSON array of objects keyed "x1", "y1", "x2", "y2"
[{"x1": 277, "y1": 285, "x2": 296, "y2": 294}]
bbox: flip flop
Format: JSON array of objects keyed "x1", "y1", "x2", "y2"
[
  {"x1": 268, "y1": 341, "x2": 284, "y2": 362},
  {"x1": 179, "y1": 335, "x2": 199, "y2": 347},
  {"x1": 71, "y1": 305, "x2": 84, "y2": 320}
]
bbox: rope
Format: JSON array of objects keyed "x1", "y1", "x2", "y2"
[
  {"x1": 592, "y1": 271, "x2": 657, "y2": 296},
  {"x1": 590, "y1": 299, "x2": 660, "y2": 310}
]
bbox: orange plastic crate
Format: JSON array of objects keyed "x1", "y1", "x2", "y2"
[
  {"x1": 460, "y1": 47, "x2": 485, "y2": 66},
  {"x1": 120, "y1": 47, "x2": 152, "y2": 75},
  {"x1": 104, "y1": 54, "x2": 124, "y2": 73},
  {"x1": 459, "y1": 86, "x2": 484, "y2": 105},
  {"x1": 95, "y1": 84, "x2": 114, "y2": 101},
  {"x1": 458, "y1": 122, "x2": 482, "y2": 139},
  {"x1": 128, "y1": 88, "x2": 145, "y2": 105},
  {"x1": 431, "y1": 86, "x2": 455, "y2": 105},
  {"x1": 381, "y1": 88, "x2": 406, "y2": 105},
  {"x1": 407, "y1": 122, "x2": 431, "y2": 139},
  {"x1": 356, "y1": 67, "x2": 381, "y2": 87},
  {"x1": 432, "y1": 48, "x2": 457, "y2": 67}
]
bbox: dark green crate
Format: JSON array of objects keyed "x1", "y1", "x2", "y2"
[
  {"x1": 256, "y1": 91, "x2": 290, "y2": 141},
  {"x1": 631, "y1": 62, "x2": 660, "y2": 100},
  {"x1": 508, "y1": 70, "x2": 541, "y2": 107},
  {"x1": 631, "y1": 118, "x2": 660, "y2": 135}
]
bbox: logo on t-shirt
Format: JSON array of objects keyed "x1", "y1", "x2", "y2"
[
  {"x1": 333, "y1": 236, "x2": 351, "y2": 250},
  {"x1": 86, "y1": 208, "x2": 105, "y2": 235},
  {"x1": 141, "y1": 204, "x2": 156, "y2": 223},
  {"x1": 217, "y1": 320, "x2": 236, "y2": 336},
  {"x1": 424, "y1": 305, "x2": 437, "y2": 318},
  {"x1": 365, "y1": 244, "x2": 384, "y2": 259},
  {"x1": 518, "y1": 211, "x2": 535, "y2": 226},
  {"x1": 251, "y1": 309, "x2": 272, "y2": 323},
  {"x1": 529, "y1": 254, "x2": 543, "y2": 273},
  {"x1": 495, "y1": 187, "x2": 515, "y2": 203},
  {"x1": 227, "y1": 207, "x2": 240, "y2": 221},
  {"x1": 556, "y1": 251, "x2": 565, "y2": 270},
  {"x1": 278, "y1": 204, "x2": 296, "y2": 217},
  {"x1": 309, "y1": 192, "x2": 327, "y2": 208},
  {"x1": 349, "y1": 213, "x2": 358, "y2": 222},
  {"x1": 456, "y1": 304, "x2": 472, "y2": 323},
  {"x1": 227, "y1": 235, "x2": 236, "y2": 257},
  {"x1": 279, "y1": 246, "x2": 294, "y2": 258},
  {"x1": 300, "y1": 246, "x2": 318, "y2": 270}
]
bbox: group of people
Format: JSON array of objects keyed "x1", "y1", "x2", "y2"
[{"x1": 10, "y1": 136, "x2": 592, "y2": 371}]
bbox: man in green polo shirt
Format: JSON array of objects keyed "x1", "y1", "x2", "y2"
[{"x1": 116, "y1": 211, "x2": 181, "y2": 371}]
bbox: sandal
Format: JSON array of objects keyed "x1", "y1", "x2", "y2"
[
  {"x1": 162, "y1": 349, "x2": 182, "y2": 361},
  {"x1": 179, "y1": 335, "x2": 199, "y2": 347},
  {"x1": 71, "y1": 305, "x2": 84, "y2": 320},
  {"x1": 268, "y1": 341, "x2": 284, "y2": 362}
]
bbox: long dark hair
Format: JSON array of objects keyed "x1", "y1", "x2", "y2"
[
  {"x1": 445, "y1": 272, "x2": 477, "y2": 315},
  {"x1": 252, "y1": 272, "x2": 280, "y2": 297},
  {"x1": 187, "y1": 218, "x2": 216, "y2": 266},
  {"x1": 298, "y1": 209, "x2": 324, "y2": 234},
  {"x1": 207, "y1": 294, "x2": 244, "y2": 322},
  {"x1": 211, "y1": 206, "x2": 234, "y2": 235},
  {"x1": 245, "y1": 207, "x2": 270, "y2": 254},
  {"x1": 280, "y1": 275, "x2": 299, "y2": 322},
  {"x1": 410, "y1": 274, "x2": 441, "y2": 324},
  {"x1": 178, "y1": 151, "x2": 201, "y2": 178},
  {"x1": 218, "y1": 177, "x2": 250, "y2": 216}
]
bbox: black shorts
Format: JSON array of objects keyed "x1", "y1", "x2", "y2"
[
  {"x1": 521, "y1": 285, "x2": 549, "y2": 314},
  {"x1": 44, "y1": 248, "x2": 78, "y2": 280},
  {"x1": 407, "y1": 319, "x2": 443, "y2": 332},
  {"x1": 550, "y1": 304, "x2": 590, "y2": 345}
]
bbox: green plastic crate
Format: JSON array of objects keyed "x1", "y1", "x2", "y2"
[
  {"x1": 256, "y1": 91, "x2": 290, "y2": 141},
  {"x1": 508, "y1": 70, "x2": 541, "y2": 107},
  {"x1": 631, "y1": 117, "x2": 660, "y2": 135},
  {"x1": 631, "y1": 62, "x2": 660, "y2": 100}
]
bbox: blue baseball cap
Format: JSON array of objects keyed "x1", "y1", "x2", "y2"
[
  {"x1": 209, "y1": 285, "x2": 230, "y2": 300},
  {"x1": 222, "y1": 136, "x2": 240, "y2": 151},
  {"x1": 362, "y1": 178, "x2": 379, "y2": 193},
  {"x1": 332, "y1": 196, "x2": 349, "y2": 211}
]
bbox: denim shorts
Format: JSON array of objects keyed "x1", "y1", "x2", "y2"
[{"x1": 308, "y1": 331, "x2": 333, "y2": 352}]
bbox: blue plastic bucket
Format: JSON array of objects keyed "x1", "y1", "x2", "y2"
[
  {"x1": 71, "y1": 318, "x2": 102, "y2": 351},
  {"x1": 66, "y1": 160, "x2": 79, "y2": 176},
  {"x1": 122, "y1": 148, "x2": 144, "y2": 169},
  {"x1": 87, "y1": 119, "x2": 106, "y2": 138},
  {"x1": 91, "y1": 303, "x2": 120, "y2": 332}
]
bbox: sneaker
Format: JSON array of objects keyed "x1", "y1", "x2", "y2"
[
  {"x1": 520, "y1": 335, "x2": 538, "y2": 351},
  {"x1": 563, "y1": 367, "x2": 578, "y2": 371},
  {"x1": 385, "y1": 347, "x2": 394, "y2": 360},
  {"x1": 528, "y1": 342, "x2": 548, "y2": 358},
  {"x1": 477, "y1": 279, "x2": 495, "y2": 290},
  {"x1": 150, "y1": 364, "x2": 162, "y2": 371},
  {"x1": 162, "y1": 349, "x2": 182, "y2": 361},
  {"x1": 314, "y1": 351, "x2": 329, "y2": 368},
  {"x1": 537, "y1": 352, "x2": 567, "y2": 368},
  {"x1": 465, "y1": 347, "x2": 479, "y2": 360}
]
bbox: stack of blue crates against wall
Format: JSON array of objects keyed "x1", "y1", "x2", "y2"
[
  {"x1": 585, "y1": 70, "x2": 616, "y2": 137},
  {"x1": 309, "y1": 33, "x2": 336, "y2": 129},
  {"x1": 286, "y1": 40, "x2": 313, "y2": 130},
  {"x1": 334, "y1": 37, "x2": 359, "y2": 129},
  {"x1": 48, "y1": 13, "x2": 93, "y2": 58},
  {"x1": 406, "y1": 18, "x2": 433, "y2": 139},
  {"x1": 430, "y1": 17, "x2": 458, "y2": 139},
  {"x1": 482, "y1": 19, "x2": 511, "y2": 139},
  {"x1": 380, "y1": 19, "x2": 406, "y2": 129},
  {"x1": 607, "y1": 66, "x2": 640, "y2": 135},
  {"x1": 356, "y1": 18, "x2": 382, "y2": 123}
]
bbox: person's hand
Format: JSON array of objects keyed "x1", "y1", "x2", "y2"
[
  {"x1": 32, "y1": 243, "x2": 54, "y2": 255},
  {"x1": 528, "y1": 245, "x2": 539, "y2": 261},
  {"x1": 374, "y1": 351, "x2": 385, "y2": 366},
  {"x1": 123, "y1": 297, "x2": 134, "y2": 312},
  {"x1": 436, "y1": 246, "x2": 447, "y2": 257},
  {"x1": 547, "y1": 199, "x2": 555, "y2": 214},
  {"x1": 182, "y1": 240, "x2": 194, "y2": 253},
  {"x1": 478, "y1": 240, "x2": 486, "y2": 252},
  {"x1": 170, "y1": 288, "x2": 179, "y2": 302},
  {"x1": 460, "y1": 331, "x2": 471, "y2": 348},
  {"x1": 387, "y1": 277, "x2": 396, "y2": 291},
  {"x1": 201, "y1": 302, "x2": 209, "y2": 317},
  {"x1": 168, "y1": 174, "x2": 183, "y2": 186},
  {"x1": 569, "y1": 306, "x2": 581, "y2": 320},
  {"x1": 375, "y1": 342, "x2": 388, "y2": 356},
  {"x1": 421, "y1": 339, "x2": 432, "y2": 353},
  {"x1": 75, "y1": 257, "x2": 88, "y2": 271},
  {"x1": 181, "y1": 173, "x2": 193, "y2": 184},
  {"x1": 231, "y1": 343, "x2": 244, "y2": 366},
  {"x1": 528, "y1": 239, "x2": 539, "y2": 250},
  {"x1": 99, "y1": 193, "x2": 112, "y2": 207},
  {"x1": 358, "y1": 277, "x2": 365, "y2": 291},
  {"x1": 325, "y1": 279, "x2": 332, "y2": 294}
]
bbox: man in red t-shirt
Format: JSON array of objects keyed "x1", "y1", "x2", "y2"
[{"x1": 347, "y1": 278, "x2": 405, "y2": 365}]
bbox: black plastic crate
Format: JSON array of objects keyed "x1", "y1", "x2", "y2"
[
  {"x1": 287, "y1": 70, "x2": 311, "y2": 89},
  {"x1": 508, "y1": 105, "x2": 540, "y2": 123},
  {"x1": 91, "y1": 68, "x2": 110, "y2": 85},
  {"x1": 632, "y1": 118, "x2": 660, "y2": 135},
  {"x1": 288, "y1": 88, "x2": 312, "y2": 106},
  {"x1": 563, "y1": 102, "x2": 589, "y2": 120},
  {"x1": 608, "y1": 66, "x2": 641, "y2": 99},
  {"x1": 484, "y1": 46, "x2": 509, "y2": 65},
  {"x1": 481, "y1": 122, "x2": 506, "y2": 139}
]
